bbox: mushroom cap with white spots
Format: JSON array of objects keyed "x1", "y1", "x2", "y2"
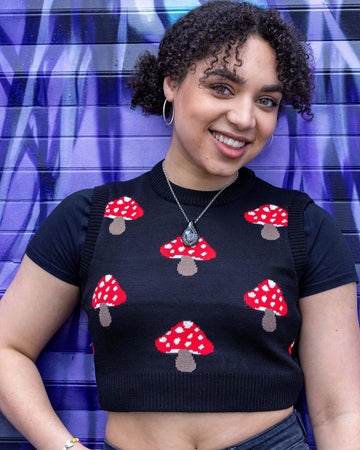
[
  {"x1": 160, "y1": 236, "x2": 216, "y2": 261},
  {"x1": 155, "y1": 320, "x2": 214, "y2": 355},
  {"x1": 92, "y1": 274, "x2": 126, "y2": 309},
  {"x1": 244, "y1": 279, "x2": 288, "y2": 316},
  {"x1": 104, "y1": 196, "x2": 143, "y2": 221},
  {"x1": 244, "y1": 204, "x2": 288, "y2": 227}
]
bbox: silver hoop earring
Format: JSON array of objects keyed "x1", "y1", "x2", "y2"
[
  {"x1": 263, "y1": 135, "x2": 273, "y2": 150},
  {"x1": 163, "y1": 99, "x2": 174, "y2": 126}
]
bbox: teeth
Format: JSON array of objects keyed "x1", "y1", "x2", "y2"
[{"x1": 212, "y1": 132, "x2": 246, "y2": 149}]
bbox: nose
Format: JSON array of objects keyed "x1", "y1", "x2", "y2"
[{"x1": 226, "y1": 98, "x2": 256, "y2": 130}]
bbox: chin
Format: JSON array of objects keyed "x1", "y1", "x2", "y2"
[
  {"x1": 211, "y1": 161, "x2": 243, "y2": 176},
  {"x1": 206, "y1": 166, "x2": 240, "y2": 184}
]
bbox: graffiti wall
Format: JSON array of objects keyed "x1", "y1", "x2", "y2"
[{"x1": 0, "y1": 0, "x2": 359, "y2": 448}]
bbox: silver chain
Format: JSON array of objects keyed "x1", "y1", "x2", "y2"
[{"x1": 162, "y1": 161, "x2": 238, "y2": 225}]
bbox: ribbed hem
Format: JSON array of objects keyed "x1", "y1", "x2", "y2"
[
  {"x1": 149, "y1": 160, "x2": 256, "y2": 207},
  {"x1": 96, "y1": 372, "x2": 304, "y2": 412},
  {"x1": 80, "y1": 184, "x2": 110, "y2": 278},
  {"x1": 288, "y1": 193, "x2": 313, "y2": 282}
]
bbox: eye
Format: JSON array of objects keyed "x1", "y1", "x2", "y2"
[
  {"x1": 257, "y1": 97, "x2": 279, "y2": 108},
  {"x1": 211, "y1": 84, "x2": 233, "y2": 96}
]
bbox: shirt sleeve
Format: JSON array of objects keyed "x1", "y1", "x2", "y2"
[
  {"x1": 299, "y1": 202, "x2": 358, "y2": 298},
  {"x1": 25, "y1": 189, "x2": 93, "y2": 286}
]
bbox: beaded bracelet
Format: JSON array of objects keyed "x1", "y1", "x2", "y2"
[{"x1": 63, "y1": 437, "x2": 82, "y2": 449}]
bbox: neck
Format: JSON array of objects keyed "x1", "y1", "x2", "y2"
[{"x1": 163, "y1": 158, "x2": 238, "y2": 191}]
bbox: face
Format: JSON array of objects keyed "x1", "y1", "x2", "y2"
[{"x1": 163, "y1": 35, "x2": 282, "y2": 190}]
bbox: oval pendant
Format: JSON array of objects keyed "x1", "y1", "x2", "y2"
[{"x1": 182, "y1": 221, "x2": 199, "y2": 247}]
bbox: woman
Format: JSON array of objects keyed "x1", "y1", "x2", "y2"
[{"x1": 0, "y1": 2, "x2": 359, "y2": 449}]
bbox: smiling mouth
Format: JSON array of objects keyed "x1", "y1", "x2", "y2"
[{"x1": 211, "y1": 131, "x2": 247, "y2": 149}]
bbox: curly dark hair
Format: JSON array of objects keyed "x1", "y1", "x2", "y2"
[{"x1": 128, "y1": 1, "x2": 315, "y2": 120}]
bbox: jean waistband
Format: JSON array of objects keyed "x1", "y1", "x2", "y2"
[{"x1": 224, "y1": 410, "x2": 309, "y2": 449}]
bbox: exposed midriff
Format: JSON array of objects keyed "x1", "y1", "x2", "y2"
[{"x1": 105, "y1": 407, "x2": 293, "y2": 450}]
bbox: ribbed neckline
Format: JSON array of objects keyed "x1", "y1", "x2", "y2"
[{"x1": 149, "y1": 160, "x2": 256, "y2": 207}]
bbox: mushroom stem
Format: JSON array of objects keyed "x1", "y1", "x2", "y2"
[
  {"x1": 109, "y1": 216, "x2": 126, "y2": 235},
  {"x1": 261, "y1": 223, "x2": 280, "y2": 240},
  {"x1": 175, "y1": 349, "x2": 197, "y2": 372},
  {"x1": 262, "y1": 308, "x2": 277, "y2": 332},
  {"x1": 177, "y1": 255, "x2": 198, "y2": 276},
  {"x1": 99, "y1": 303, "x2": 112, "y2": 327}
]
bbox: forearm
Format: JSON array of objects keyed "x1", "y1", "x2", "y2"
[
  {"x1": 0, "y1": 348, "x2": 85, "y2": 450},
  {"x1": 312, "y1": 411, "x2": 360, "y2": 450},
  {"x1": 299, "y1": 285, "x2": 360, "y2": 450}
]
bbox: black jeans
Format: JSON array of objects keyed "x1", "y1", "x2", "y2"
[{"x1": 103, "y1": 410, "x2": 309, "y2": 450}]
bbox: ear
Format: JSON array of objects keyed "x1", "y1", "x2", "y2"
[{"x1": 163, "y1": 76, "x2": 177, "y2": 101}]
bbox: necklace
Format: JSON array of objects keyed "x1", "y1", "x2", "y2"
[{"x1": 162, "y1": 162, "x2": 239, "y2": 247}]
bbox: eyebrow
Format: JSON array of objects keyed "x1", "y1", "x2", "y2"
[
  {"x1": 261, "y1": 84, "x2": 283, "y2": 94},
  {"x1": 206, "y1": 69, "x2": 245, "y2": 85},
  {"x1": 205, "y1": 68, "x2": 283, "y2": 94}
]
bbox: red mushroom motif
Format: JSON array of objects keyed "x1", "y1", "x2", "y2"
[
  {"x1": 244, "y1": 204, "x2": 288, "y2": 240},
  {"x1": 244, "y1": 279, "x2": 287, "y2": 332},
  {"x1": 104, "y1": 196, "x2": 143, "y2": 235},
  {"x1": 92, "y1": 274, "x2": 126, "y2": 327},
  {"x1": 160, "y1": 236, "x2": 216, "y2": 276},
  {"x1": 155, "y1": 321, "x2": 214, "y2": 372}
]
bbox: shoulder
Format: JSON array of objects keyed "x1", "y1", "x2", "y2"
[
  {"x1": 25, "y1": 188, "x2": 94, "y2": 285},
  {"x1": 55, "y1": 187, "x2": 94, "y2": 214},
  {"x1": 303, "y1": 201, "x2": 339, "y2": 233},
  {"x1": 303, "y1": 201, "x2": 349, "y2": 252}
]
